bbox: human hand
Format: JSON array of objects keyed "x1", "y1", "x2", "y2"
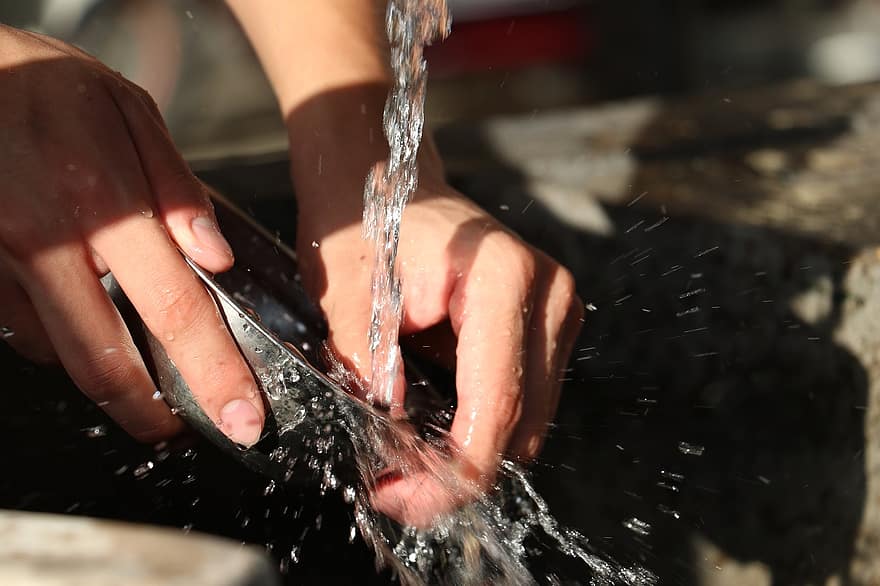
[
  {"x1": 0, "y1": 26, "x2": 264, "y2": 446},
  {"x1": 295, "y1": 149, "x2": 583, "y2": 526}
]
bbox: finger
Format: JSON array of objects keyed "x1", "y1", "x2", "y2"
[
  {"x1": 0, "y1": 262, "x2": 56, "y2": 364},
  {"x1": 370, "y1": 245, "x2": 534, "y2": 525},
  {"x1": 90, "y1": 213, "x2": 266, "y2": 447},
  {"x1": 508, "y1": 262, "x2": 583, "y2": 460},
  {"x1": 450, "y1": 272, "x2": 530, "y2": 476},
  {"x1": 66, "y1": 81, "x2": 263, "y2": 446},
  {"x1": 17, "y1": 245, "x2": 181, "y2": 442},
  {"x1": 447, "y1": 243, "x2": 535, "y2": 480},
  {"x1": 302, "y1": 228, "x2": 407, "y2": 411},
  {"x1": 108, "y1": 80, "x2": 234, "y2": 274},
  {"x1": 324, "y1": 289, "x2": 408, "y2": 412},
  {"x1": 368, "y1": 444, "x2": 481, "y2": 528}
]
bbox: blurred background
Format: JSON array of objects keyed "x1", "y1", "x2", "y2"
[
  {"x1": 5, "y1": 0, "x2": 880, "y2": 158},
  {"x1": 6, "y1": 2, "x2": 880, "y2": 586}
]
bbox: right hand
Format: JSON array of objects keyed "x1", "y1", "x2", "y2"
[{"x1": 0, "y1": 25, "x2": 265, "y2": 446}]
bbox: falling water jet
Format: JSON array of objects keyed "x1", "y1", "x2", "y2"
[
  {"x1": 342, "y1": 0, "x2": 660, "y2": 584},
  {"x1": 362, "y1": 0, "x2": 450, "y2": 408}
]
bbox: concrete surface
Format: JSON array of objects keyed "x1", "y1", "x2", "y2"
[{"x1": 0, "y1": 510, "x2": 278, "y2": 586}]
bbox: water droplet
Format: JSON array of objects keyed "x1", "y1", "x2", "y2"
[
  {"x1": 83, "y1": 425, "x2": 107, "y2": 439},
  {"x1": 349, "y1": 523, "x2": 358, "y2": 543},
  {"x1": 165, "y1": 332, "x2": 175, "y2": 341},
  {"x1": 290, "y1": 545, "x2": 300, "y2": 564},
  {"x1": 263, "y1": 480, "x2": 276, "y2": 496},
  {"x1": 656, "y1": 481, "x2": 680, "y2": 492},
  {"x1": 657, "y1": 505, "x2": 681, "y2": 519},
  {"x1": 342, "y1": 485, "x2": 357, "y2": 504},
  {"x1": 1, "y1": 326, "x2": 14, "y2": 338},
  {"x1": 659, "y1": 469, "x2": 684, "y2": 482},
  {"x1": 585, "y1": 303, "x2": 598, "y2": 312},
  {"x1": 311, "y1": 240, "x2": 320, "y2": 248},
  {"x1": 622, "y1": 517, "x2": 652, "y2": 536},
  {"x1": 141, "y1": 208, "x2": 154, "y2": 219},
  {"x1": 678, "y1": 441, "x2": 705, "y2": 456},
  {"x1": 133, "y1": 461, "x2": 154, "y2": 479},
  {"x1": 152, "y1": 390, "x2": 164, "y2": 401}
]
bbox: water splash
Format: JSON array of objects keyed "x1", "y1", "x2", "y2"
[
  {"x1": 322, "y1": 0, "x2": 658, "y2": 583},
  {"x1": 273, "y1": 347, "x2": 656, "y2": 586}
]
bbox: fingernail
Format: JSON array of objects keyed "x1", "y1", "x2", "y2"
[
  {"x1": 191, "y1": 216, "x2": 234, "y2": 261},
  {"x1": 219, "y1": 399, "x2": 262, "y2": 447}
]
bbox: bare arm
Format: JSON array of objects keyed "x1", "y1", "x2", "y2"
[{"x1": 226, "y1": 1, "x2": 583, "y2": 526}]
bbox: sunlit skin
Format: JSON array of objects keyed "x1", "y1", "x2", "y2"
[
  {"x1": 0, "y1": 24, "x2": 264, "y2": 445},
  {"x1": 0, "y1": 2, "x2": 583, "y2": 526}
]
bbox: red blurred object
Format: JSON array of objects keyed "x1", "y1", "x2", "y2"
[{"x1": 425, "y1": 7, "x2": 595, "y2": 77}]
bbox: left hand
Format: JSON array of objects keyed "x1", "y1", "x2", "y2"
[{"x1": 295, "y1": 156, "x2": 583, "y2": 526}]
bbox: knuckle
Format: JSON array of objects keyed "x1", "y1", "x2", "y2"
[
  {"x1": 147, "y1": 280, "x2": 213, "y2": 340},
  {"x1": 112, "y1": 76, "x2": 154, "y2": 109},
  {"x1": 555, "y1": 267, "x2": 580, "y2": 311},
  {"x1": 563, "y1": 282, "x2": 586, "y2": 326},
  {"x1": 495, "y1": 239, "x2": 536, "y2": 288},
  {"x1": 80, "y1": 348, "x2": 143, "y2": 399},
  {"x1": 494, "y1": 392, "x2": 524, "y2": 437},
  {"x1": 160, "y1": 166, "x2": 202, "y2": 199},
  {"x1": 132, "y1": 84, "x2": 158, "y2": 110}
]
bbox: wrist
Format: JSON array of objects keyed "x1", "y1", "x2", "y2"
[
  {"x1": 287, "y1": 82, "x2": 389, "y2": 205},
  {"x1": 288, "y1": 82, "x2": 446, "y2": 237}
]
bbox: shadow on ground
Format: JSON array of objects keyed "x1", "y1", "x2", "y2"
[{"x1": 438, "y1": 108, "x2": 868, "y2": 585}]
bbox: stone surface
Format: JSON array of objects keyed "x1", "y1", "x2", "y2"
[{"x1": 0, "y1": 510, "x2": 278, "y2": 586}]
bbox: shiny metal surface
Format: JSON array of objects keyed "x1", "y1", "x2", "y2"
[
  {"x1": 142, "y1": 256, "x2": 366, "y2": 486},
  {"x1": 102, "y1": 196, "x2": 358, "y2": 487},
  {"x1": 104, "y1": 194, "x2": 452, "y2": 489}
]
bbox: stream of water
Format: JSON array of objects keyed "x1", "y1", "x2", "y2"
[
  {"x1": 362, "y1": 0, "x2": 449, "y2": 407},
  {"x1": 344, "y1": 1, "x2": 658, "y2": 584}
]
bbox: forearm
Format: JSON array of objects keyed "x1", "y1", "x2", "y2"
[
  {"x1": 226, "y1": 1, "x2": 391, "y2": 216},
  {"x1": 225, "y1": 0, "x2": 389, "y2": 113}
]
